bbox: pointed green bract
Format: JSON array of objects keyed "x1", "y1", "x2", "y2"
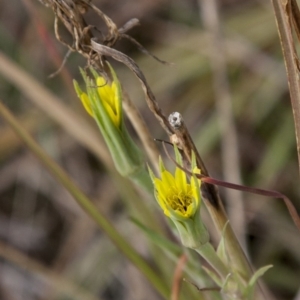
[
  {"x1": 244, "y1": 265, "x2": 273, "y2": 299},
  {"x1": 217, "y1": 221, "x2": 230, "y2": 266}
]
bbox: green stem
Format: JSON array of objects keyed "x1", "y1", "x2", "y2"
[
  {"x1": 195, "y1": 243, "x2": 229, "y2": 280},
  {"x1": 130, "y1": 167, "x2": 154, "y2": 193},
  {"x1": 0, "y1": 100, "x2": 170, "y2": 300}
]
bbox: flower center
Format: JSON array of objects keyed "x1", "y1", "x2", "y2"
[{"x1": 167, "y1": 190, "x2": 193, "y2": 215}]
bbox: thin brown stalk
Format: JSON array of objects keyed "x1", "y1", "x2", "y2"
[
  {"x1": 271, "y1": 0, "x2": 300, "y2": 174},
  {"x1": 198, "y1": 0, "x2": 247, "y2": 251},
  {"x1": 168, "y1": 112, "x2": 253, "y2": 283},
  {"x1": 171, "y1": 254, "x2": 188, "y2": 300},
  {"x1": 90, "y1": 40, "x2": 174, "y2": 136},
  {"x1": 122, "y1": 91, "x2": 160, "y2": 172}
]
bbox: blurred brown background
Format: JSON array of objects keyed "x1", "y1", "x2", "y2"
[{"x1": 0, "y1": 0, "x2": 300, "y2": 299}]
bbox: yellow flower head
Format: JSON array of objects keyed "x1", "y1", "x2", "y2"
[
  {"x1": 74, "y1": 65, "x2": 122, "y2": 128},
  {"x1": 74, "y1": 65, "x2": 147, "y2": 180},
  {"x1": 149, "y1": 154, "x2": 201, "y2": 221}
]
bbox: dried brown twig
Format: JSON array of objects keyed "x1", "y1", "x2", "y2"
[
  {"x1": 271, "y1": 0, "x2": 300, "y2": 174},
  {"x1": 37, "y1": 0, "x2": 176, "y2": 168},
  {"x1": 167, "y1": 112, "x2": 253, "y2": 282},
  {"x1": 90, "y1": 41, "x2": 174, "y2": 135},
  {"x1": 198, "y1": 0, "x2": 247, "y2": 251},
  {"x1": 171, "y1": 254, "x2": 187, "y2": 300},
  {"x1": 38, "y1": 0, "x2": 172, "y2": 128}
]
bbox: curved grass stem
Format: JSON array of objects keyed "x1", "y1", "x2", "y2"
[{"x1": 0, "y1": 99, "x2": 170, "y2": 300}]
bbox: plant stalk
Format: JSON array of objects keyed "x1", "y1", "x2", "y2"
[{"x1": 0, "y1": 99, "x2": 170, "y2": 300}]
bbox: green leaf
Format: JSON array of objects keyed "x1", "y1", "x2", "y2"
[
  {"x1": 202, "y1": 266, "x2": 222, "y2": 287},
  {"x1": 244, "y1": 265, "x2": 273, "y2": 299},
  {"x1": 216, "y1": 221, "x2": 230, "y2": 267},
  {"x1": 174, "y1": 144, "x2": 183, "y2": 166}
]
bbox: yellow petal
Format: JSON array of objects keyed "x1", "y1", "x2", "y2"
[
  {"x1": 190, "y1": 168, "x2": 201, "y2": 201},
  {"x1": 189, "y1": 177, "x2": 199, "y2": 201},
  {"x1": 96, "y1": 77, "x2": 121, "y2": 127},
  {"x1": 80, "y1": 92, "x2": 93, "y2": 116},
  {"x1": 97, "y1": 76, "x2": 106, "y2": 86},
  {"x1": 175, "y1": 167, "x2": 187, "y2": 193},
  {"x1": 154, "y1": 178, "x2": 169, "y2": 197},
  {"x1": 185, "y1": 201, "x2": 196, "y2": 218},
  {"x1": 102, "y1": 100, "x2": 119, "y2": 127},
  {"x1": 97, "y1": 77, "x2": 114, "y2": 106},
  {"x1": 161, "y1": 170, "x2": 176, "y2": 189},
  {"x1": 155, "y1": 190, "x2": 170, "y2": 216},
  {"x1": 112, "y1": 82, "x2": 121, "y2": 118}
]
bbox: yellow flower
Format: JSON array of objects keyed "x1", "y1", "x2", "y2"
[
  {"x1": 149, "y1": 149, "x2": 209, "y2": 248},
  {"x1": 150, "y1": 157, "x2": 201, "y2": 221},
  {"x1": 95, "y1": 76, "x2": 121, "y2": 127},
  {"x1": 74, "y1": 65, "x2": 149, "y2": 185},
  {"x1": 74, "y1": 65, "x2": 122, "y2": 128}
]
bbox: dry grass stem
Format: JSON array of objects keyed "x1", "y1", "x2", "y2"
[
  {"x1": 198, "y1": 0, "x2": 247, "y2": 251},
  {"x1": 271, "y1": 0, "x2": 300, "y2": 174}
]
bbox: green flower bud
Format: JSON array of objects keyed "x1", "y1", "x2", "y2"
[{"x1": 74, "y1": 63, "x2": 150, "y2": 188}]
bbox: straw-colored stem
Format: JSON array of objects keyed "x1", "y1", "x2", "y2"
[
  {"x1": 123, "y1": 91, "x2": 160, "y2": 173},
  {"x1": 198, "y1": 0, "x2": 247, "y2": 251},
  {"x1": 271, "y1": 0, "x2": 300, "y2": 175}
]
